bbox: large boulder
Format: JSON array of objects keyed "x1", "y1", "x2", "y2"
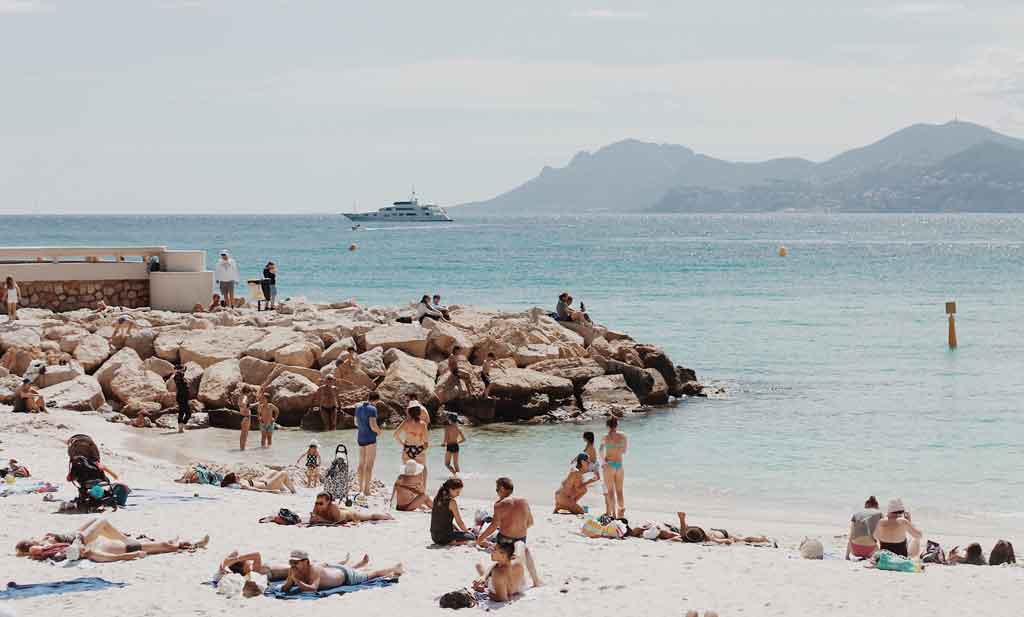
[
  {"x1": 239, "y1": 355, "x2": 321, "y2": 386},
  {"x1": 376, "y1": 349, "x2": 439, "y2": 418},
  {"x1": 511, "y1": 343, "x2": 561, "y2": 367},
  {"x1": 0, "y1": 328, "x2": 41, "y2": 353},
  {"x1": 59, "y1": 332, "x2": 86, "y2": 354},
  {"x1": 110, "y1": 368, "x2": 168, "y2": 405},
  {"x1": 358, "y1": 346, "x2": 386, "y2": 379},
  {"x1": 425, "y1": 320, "x2": 474, "y2": 357},
  {"x1": 274, "y1": 341, "x2": 321, "y2": 369},
  {"x1": 197, "y1": 359, "x2": 242, "y2": 408},
  {"x1": 486, "y1": 367, "x2": 574, "y2": 400},
  {"x1": 640, "y1": 368, "x2": 669, "y2": 405},
  {"x1": 581, "y1": 374, "x2": 641, "y2": 416},
  {"x1": 35, "y1": 363, "x2": 85, "y2": 389},
  {"x1": 320, "y1": 337, "x2": 357, "y2": 366},
  {"x1": 44, "y1": 325, "x2": 88, "y2": 342},
  {"x1": 530, "y1": 357, "x2": 604, "y2": 388},
  {"x1": 265, "y1": 372, "x2": 318, "y2": 426},
  {"x1": 0, "y1": 374, "x2": 23, "y2": 403},
  {"x1": 179, "y1": 327, "x2": 267, "y2": 368},
  {"x1": 123, "y1": 329, "x2": 157, "y2": 360},
  {"x1": 73, "y1": 334, "x2": 112, "y2": 372},
  {"x1": 143, "y1": 356, "x2": 175, "y2": 379},
  {"x1": 244, "y1": 328, "x2": 309, "y2": 361},
  {"x1": 94, "y1": 347, "x2": 144, "y2": 396},
  {"x1": 39, "y1": 375, "x2": 105, "y2": 411},
  {"x1": 599, "y1": 357, "x2": 656, "y2": 400},
  {"x1": 362, "y1": 323, "x2": 429, "y2": 358},
  {"x1": 154, "y1": 331, "x2": 190, "y2": 363},
  {"x1": 1, "y1": 347, "x2": 45, "y2": 376}
]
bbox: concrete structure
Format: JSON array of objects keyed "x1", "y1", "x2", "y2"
[{"x1": 0, "y1": 246, "x2": 213, "y2": 313}]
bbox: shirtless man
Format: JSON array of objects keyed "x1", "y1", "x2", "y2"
[
  {"x1": 112, "y1": 315, "x2": 140, "y2": 339},
  {"x1": 873, "y1": 498, "x2": 923, "y2": 558},
  {"x1": 282, "y1": 549, "x2": 403, "y2": 593},
  {"x1": 256, "y1": 390, "x2": 279, "y2": 448},
  {"x1": 316, "y1": 374, "x2": 340, "y2": 431},
  {"x1": 16, "y1": 518, "x2": 208, "y2": 563},
  {"x1": 554, "y1": 454, "x2": 599, "y2": 515},
  {"x1": 218, "y1": 550, "x2": 370, "y2": 582},
  {"x1": 308, "y1": 492, "x2": 394, "y2": 525},
  {"x1": 14, "y1": 378, "x2": 45, "y2": 413},
  {"x1": 476, "y1": 477, "x2": 541, "y2": 586}
]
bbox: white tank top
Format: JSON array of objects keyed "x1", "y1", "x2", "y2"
[{"x1": 6, "y1": 288, "x2": 17, "y2": 304}]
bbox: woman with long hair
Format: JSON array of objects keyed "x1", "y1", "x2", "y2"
[
  {"x1": 600, "y1": 416, "x2": 628, "y2": 518},
  {"x1": 430, "y1": 478, "x2": 475, "y2": 546}
]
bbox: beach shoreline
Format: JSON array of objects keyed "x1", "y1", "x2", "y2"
[{"x1": 2, "y1": 408, "x2": 1022, "y2": 616}]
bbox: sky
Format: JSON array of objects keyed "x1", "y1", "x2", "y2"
[{"x1": 2, "y1": 0, "x2": 1024, "y2": 214}]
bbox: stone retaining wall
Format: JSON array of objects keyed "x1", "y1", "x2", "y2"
[{"x1": 17, "y1": 279, "x2": 149, "y2": 312}]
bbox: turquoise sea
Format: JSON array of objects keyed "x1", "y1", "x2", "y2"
[{"x1": 8, "y1": 214, "x2": 1024, "y2": 521}]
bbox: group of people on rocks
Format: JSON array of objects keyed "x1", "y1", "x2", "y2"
[{"x1": 415, "y1": 293, "x2": 451, "y2": 323}]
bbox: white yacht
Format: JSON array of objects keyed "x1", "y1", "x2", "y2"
[{"x1": 343, "y1": 193, "x2": 453, "y2": 222}]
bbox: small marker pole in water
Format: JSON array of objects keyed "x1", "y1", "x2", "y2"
[{"x1": 946, "y1": 301, "x2": 957, "y2": 349}]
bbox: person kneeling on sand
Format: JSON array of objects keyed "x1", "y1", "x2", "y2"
[
  {"x1": 217, "y1": 550, "x2": 372, "y2": 583},
  {"x1": 282, "y1": 549, "x2": 403, "y2": 592},
  {"x1": 472, "y1": 541, "x2": 529, "y2": 603},
  {"x1": 554, "y1": 453, "x2": 599, "y2": 515},
  {"x1": 16, "y1": 518, "x2": 208, "y2": 563},
  {"x1": 309, "y1": 491, "x2": 394, "y2": 525},
  {"x1": 846, "y1": 496, "x2": 882, "y2": 560},
  {"x1": 873, "y1": 498, "x2": 923, "y2": 558},
  {"x1": 391, "y1": 459, "x2": 432, "y2": 512}
]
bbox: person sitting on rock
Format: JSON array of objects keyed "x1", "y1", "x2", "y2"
[
  {"x1": 431, "y1": 294, "x2": 452, "y2": 320},
  {"x1": 208, "y1": 294, "x2": 223, "y2": 312},
  {"x1": 416, "y1": 294, "x2": 445, "y2": 324},
  {"x1": 13, "y1": 378, "x2": 45, "y2": 413},
  {"x1": 112, "y1": 315, "x2": 140, "y2": 339},
  {"x1": 435, "y1": 347, "x2": 473, "y2": 404},
  {"x1": 555, "y1": 293, "x2": 590, "y2": 324}
]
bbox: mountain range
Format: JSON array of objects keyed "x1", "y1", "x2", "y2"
[{"x1": 458, "y1": 121, "x2": 1024, "y2": 213}]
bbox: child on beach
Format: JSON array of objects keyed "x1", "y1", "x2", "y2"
[
  {"x1": 297, "y1": 440, "x2": 321, "y2": 488},
  {"x1": 442, "y1": 414, "x2": 466, "y2": 476},
  {"x1": 257, "y1": 391, "x2": 278, "y2": 449}
]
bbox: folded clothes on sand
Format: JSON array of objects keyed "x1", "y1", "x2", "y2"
[
  {"x1": 0, "y1": 577, "x2": 127, "y2": 600},
  {"x1": 0, "y1": 480, "x2": 59, "y2": 497},
  {"x1": 265, "y1": 577, "x2": 397, "y2": 600}
]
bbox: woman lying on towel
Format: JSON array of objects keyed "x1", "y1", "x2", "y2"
[{"x1": 15, "y1": 518, "x2": 208, "y2": 562}]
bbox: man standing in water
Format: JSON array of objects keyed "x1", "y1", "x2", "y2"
[
  {"x1": 257, "y1": 390, "x2": 279, "y2": 448},
  {"x1": 476, "y1": 477, "x2": 542, "y2": 587},
  {"x1": 214, "y1": 250, "x2": 241, "y2": 309}
]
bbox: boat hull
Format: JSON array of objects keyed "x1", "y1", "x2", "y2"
[{"x1": 342, "y1": 213, "x2": 452, "y2": 222}]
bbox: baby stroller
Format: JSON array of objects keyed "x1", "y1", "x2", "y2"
[
  {"x1": 322, "y1": 444, "x2": 352, "y2": 503},
  {"x1": 66, "y1": 434, "x2": 129, "y2": 512}
]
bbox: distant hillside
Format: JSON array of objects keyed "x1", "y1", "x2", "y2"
[{"x1": 459, "y1": 121, "x2": 1024, "y2": 214}]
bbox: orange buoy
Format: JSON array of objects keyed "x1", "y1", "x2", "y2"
[{"x1": 778, "y1": 246, "x2": 788, "y2": 257}]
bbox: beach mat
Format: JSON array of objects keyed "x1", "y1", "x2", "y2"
[
  {"x1": 0, "y1": 577, "x2": 126, "y2": 600},
  {"x1": 266, "y1": 577, "x2": 397, "y2": 600},
  {"x1": 128, "y1": 488, "x2": 220, "y2": 505},
  {"x1": 0, "y1": 480, "x2": 59, "y2": 497}
]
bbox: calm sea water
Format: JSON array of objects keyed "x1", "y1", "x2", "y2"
[{"x1": 8, "y1": 214, "x2": 1024, "y2": 521}]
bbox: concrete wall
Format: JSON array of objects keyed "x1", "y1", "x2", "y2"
[
  {"x1": 159, "y1": 250, "x2": 205, "y2": 273},
  {"x1": 0, "y1": 262, "x2": 148, "y2": 282},
  {"x1": 149, "y1": 271, "x2": 214, "y2": 312}
]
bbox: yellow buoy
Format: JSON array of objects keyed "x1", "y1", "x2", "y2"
[
  {"x1": 348, "y1": 243, "x2": 358, "y2": 252},
  {"x1": 778, "y1": 246, "x2": 788, "y2": 257}
]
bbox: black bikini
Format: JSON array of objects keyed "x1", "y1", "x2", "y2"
[
  {"x1": 879, "y1": 540, "x2": 909, "y2": 557},
  {"x1": 404, "y1": 444, "x2": 425, "y2": 459}
]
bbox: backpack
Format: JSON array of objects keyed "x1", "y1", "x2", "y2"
[{"x1": 439, "y1": 588, "x2": 477, "y2": 609}]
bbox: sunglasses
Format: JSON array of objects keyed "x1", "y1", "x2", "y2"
[{"x1": 289, "y1": 559, "x2": 307, "y2": 565}]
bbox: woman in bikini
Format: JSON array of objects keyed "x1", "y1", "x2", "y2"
[
  {"x1": 391, "y1": 459, "x2": 432, "y2": 512},
  {"x1": 220, "y1": 470, "x2": 297, "y2": 494},
  {"x1": 394, "y1": 400, "x2": 430, "y2": 485},
  {"x1": 600, "y1": 416, "x2": 628, "y2": 518},
  {"x1": 16, "y1": 518, "x2": 208, "y2": 563},
  {"x1": 233, "y1": 386, "x2": 257, "y2": 451},
  {"x1": 554, "y1": 453, "x2": 599, "y2": 514}
]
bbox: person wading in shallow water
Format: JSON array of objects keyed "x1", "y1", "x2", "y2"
[{"x1": 600, "y1": 416, "x2": 628, "y2": 518}]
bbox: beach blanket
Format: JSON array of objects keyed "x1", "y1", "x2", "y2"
[
  {"x1": 265, "y1": 577, "x2": 397, "y2": 600},
  {"x1": 0, "y1": 577, "x2": 126, "y2": 600},
  {"x1": 129, "y1": 489, "x2": 220, "y2": 505},
  {"x1": 0, "y1": 480, "x2": 59, "y2": 497}
]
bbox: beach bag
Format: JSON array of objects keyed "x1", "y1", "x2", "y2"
[
  {"x1": 439, "y1": 588, "x2": 477, "y2": 609},
  {"x1": 876, "y1": 550, "x2": 921, "y2": 573},
  {"x1": 111, "y1": 483, "x2": 131, "y2": 506},
  {"x1": 582, "y1": 516, "x2": 626, "y2": 539},
  {"x1": 322, "y1": 444, "x2": 351, "y2": 502}
]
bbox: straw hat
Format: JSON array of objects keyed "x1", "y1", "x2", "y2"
[{"x1": 799, "y1": 537, "x2": 824, "y2": 560}]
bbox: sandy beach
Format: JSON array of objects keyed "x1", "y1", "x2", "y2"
[{"x1": 2, "y1": 408, "x2": 1021, "y2": 617}]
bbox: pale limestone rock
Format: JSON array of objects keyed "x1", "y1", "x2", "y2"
[
  {"x1": 320, "y1": 337, "x2": 357, "y2": 366},
  {"x1": 73, "y1": 334, "x2": 112, "y2": 372},
  {"x1": 110, "y1": 368, "x2": 168, "y2": 405},
  {"x1": 362, "y1": 323, "x2": 429, "y2": 358},
  {"x1": 581, "y1": 374, "x2": 641, "y2": 415},
  {"x1": 486, "y1": 367, "x2": 574, "y2": 400},
  {"x1": 197, "y1": 359, "x2": 242, "y2": 408},
  {"x1": 39, "y1": 375, "x2": 105, "y2": 411},
  {"x1": 143, "y1": 356, "x2": 175, "y2": 379},
  {"x1": 94, "y1": 347, "x2": 143, "y2": 396},
  {"x1": 179, "y1": 327, "x2": 266, "y2": 368}
]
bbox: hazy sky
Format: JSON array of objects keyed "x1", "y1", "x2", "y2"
[{"x1": 2, "y1": 0, "x2": 1023, "y2": 213}]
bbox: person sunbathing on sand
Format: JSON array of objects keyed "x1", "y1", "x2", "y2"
[
  {"x1": 635, "y1": 512, "x2": 771, "y2": 545},
  {"x1": 16, "y1": 518, "x2": 208, "y2": 563},
  {"x1": 472, "y1": 541, "x2": 529, "y2": 603},
  {"x1": 554, "y1": 453, "x2": 599, "y2": 515},
  {"x1": 309, "y1": 492, "x2": 394, "y2": 525},
  {"x1": 217, "y1": 550, "x2": 371, "y2": 582},
  {"x1": 282, "y1": 549, "x2": 403, "y2": 592},
  {"x1": 217, "y1": 470, "x2": 297, "y2": 493}
]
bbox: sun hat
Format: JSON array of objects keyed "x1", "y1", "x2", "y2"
[
  {"x1": 402, "y1": 459, "x2": 424, "y2": 476},
  {"x1": 219, "y1": 250, "x2": 229, "y2": 256},
  {"x1": 642, "y1": 526, "x2": 660, "y2": 540},
  {"x1": 799, "y1": 537, "x2": 824, "y2": 560},
  {"x1": 309, "y1": 439, "x2": 319, "y2": 448},
  {"x1": 886, "y1": 498, "x2": 905, "y2": 515},
  {"x1": 289, "y1": 549, "x2": 309, "y2": 561}
]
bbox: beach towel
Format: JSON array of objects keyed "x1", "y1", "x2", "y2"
[
  {"x1": 0, "y1": 480, "x2": 59, "y2": 497},
  {"x1": 192, "y1": 465, "x2": 224, "y2": 486},
  {"x1": 128, "y1": 489, "x2": 220, "y2": 505},
  {"x1": 0, "y1": 577, "x2": 126, "y2": 600},
  {"x1": 265, "y1": 577, "x2": 397, "y2": 600}
]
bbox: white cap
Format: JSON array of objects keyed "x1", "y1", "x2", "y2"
[{"x1": 402, "y1": 459, "x2": 424, "y2": 476}]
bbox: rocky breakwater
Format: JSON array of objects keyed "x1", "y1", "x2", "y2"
[{"x1": 0, "y1": 300, "x2": 704, "y2": 431}]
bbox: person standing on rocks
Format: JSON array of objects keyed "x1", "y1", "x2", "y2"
[
  {"x1": 355, "y1": 392, "x2": 381, "y2": 496},
  {"x1": 261, "y1": 261, "x2": 277, "y2": 311},
  {"x1": 173, "y1": 366, "x2": 192, "y2": 433},
  {"x1": 5, "y1": 276, "x2": 19, "y2": 321},
  {"x1": 600, "y1": 416, "x2": 628, "y2": 518},
  {"x1": 214, "y1": 250, "x2": 241, "y2": 309}
]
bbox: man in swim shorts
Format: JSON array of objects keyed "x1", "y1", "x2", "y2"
[
  {"x1": 309, "y1": 492, "x2": 394, "y2": 525},
  {"x1": 257, "y1": 390, "x2": 278, "y2": 448},
  {"x1": 477, "y1": 477, "x2": 541, "y2": 586},
  {"x1": 316, "y1": 374, "x2": 340, "y2": 431},
  {"x1": 282, "y1": 549, "x2": 403, "y2": 592}
]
